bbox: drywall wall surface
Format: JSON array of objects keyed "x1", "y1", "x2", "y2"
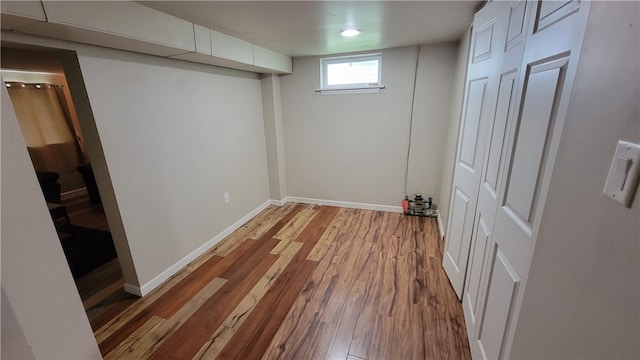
[
  {"x1": 261, "y1": 74, "x2": 287, "y2": 200},
  {"x1": 59, "y1": 50, "x2": 140, "y2": 288},
  {"x1": 438, "y1": 28, "x2": 471, "y2": 234},
  {"x1": 510, "y1": 2, "x2": 640, "y2": 358},
  {"x1": 1, "y1": 85, "x2": 101, "y2": 358},
  {"x1": 406, "y1": 42, "x2": 458, "y2": 204},
  {"x1": 74, "y1": 47, "x2": 270, "y2": 285},
  {"x1": 281, "y1": 44, "x2": 458, "y2": 207},
  {"x1": 2, "y1": 287, "x2": 35, "y2": 359}
]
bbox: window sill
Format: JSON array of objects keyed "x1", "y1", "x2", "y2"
[{"x1": 315, "y1": 85, "x2": 385, "y2": 95}]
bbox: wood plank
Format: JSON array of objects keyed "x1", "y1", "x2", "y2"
[
  {"x1": 193, "y1": 240, "x2": 304, "y2": 359},
  {"x1": 261, "y1": 238, "x2": 349, "y2": 358},
  {"x1": 95, "y1": 267, "x2": 192, "y2": 344},
  {"x1": 209, "y1": 203, "x2": 294, "y2": 258},
  {"x1": 98, "y1": 253, "x2": 227, "y2": 355},
  {"x1": 296, "y1": 206, "x2": 341, "y2": 250},
  {"x1": 246, "y1": 202, "x2": 298, "y2": 240},
  {"x1": 271, "y1": 205, "x2": 318, "y2": 254},
  {"x1": 77, "y1": 258, "x2": 124, "y2": 308},
  {"x1": 104, "y1": 277, "x2": 227, "y2": 360},
  {"x1": 92, "y1": 205, "x2": 471, "y2": 360},
  {"x1": 291, "y1": 320, "x2": 336, "y2": 360},
  {"x1": 100, "y1": 205, "x2": 303, "y2": 356},
  {"x1": 89, "y1": 290, "x2": 139, "y2": 332},
  {"x1": 154, "y1": 240, "x2": 252, "y2": 318},
  {"x1": 146, "y1": 244, "x2": 280, "y2": 360},
  {"x1": 320, "y1": 214, "x2": 384, "y2": 325},
  {"x1": 219, "y1": 206, "x2": 339, "y2": 359},
  {"x1": 347, "y1": 251, "x2": 383, "y2": 359},
  {"x1": 324, "y1": 278, "x2": 367, "y2": 360},
  {"x1": 367, "y1": 315, "x2": 394, "y2": 360},
  {"x1": 307, "y1": 207, "x2": 349, "y2": 261},
  {"x1": 105, "y1": 316, "x2": 165, "y2": 360},
  {"x1": 82, "y1": 277, "x2": 125, "y2": 310},
  {"x1": 219, "y1": 260, "x2": 317, "y2": 360}
]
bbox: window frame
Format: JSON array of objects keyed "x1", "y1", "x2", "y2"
[{"x1": 319, "y1": 53, "x2": 383, "y2": 93}]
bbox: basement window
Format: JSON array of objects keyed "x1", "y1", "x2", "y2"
[{"x1": 318, "y1": 53, "x2": 384, "y2": 94}]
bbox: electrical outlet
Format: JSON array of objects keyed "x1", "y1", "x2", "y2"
[{"x1": 223, "y1": 192, "x2": 230, "y2": 204}]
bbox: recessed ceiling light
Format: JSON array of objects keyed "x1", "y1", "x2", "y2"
[{"x1": 341, "y1": 29, "x2": 361, "y2": 37}]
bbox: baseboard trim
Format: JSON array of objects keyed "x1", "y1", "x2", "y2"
[
  {"x1": 269, "y1": 198, "x2": 287, "y2": 206},
  {"x1": 285, "y1": 196, "x2": 403, "y2": 213},
  {"x1": 61, "y1": 187, "x2": 87, "y2": 201},
  {"x1": 126, "y1": 199, "x2": 273, "y2": 297},
  {"x1": 437, "y1": 210, "x2": 445, "y2": 241},
  {"x1": 123, "y1": 282, "x2": 142, "y2": 297}
]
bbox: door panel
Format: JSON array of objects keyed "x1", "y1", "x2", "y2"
[
  {"x1": 484, "y1": 72, "x2": 517, "y2": 196},
  {"x1": 443, "y1": 1, "x2": 508, "y2": 299},
  {"x1": 475, "y1": 247, "x2": 521, "y2": 360},
  {"x1": 463, "y1": 1, "x2": 590, "y2": 358},
  {"x1": 503, "y1": 58, "x2": 568, "y2": 225},
  {"x1": 459, "y1": 79, "x2": 489, "y2": 171},
  {"x1": 472, "y1": 20, "x2": 497, "y2": 63},
  {"x1": 506, "y1": 1, "x2": 527, "y2": 49},
  {"x1": 445, "y1": 3, "x2": 589, "y2": 355},
  {"x1": 496, "y1": 55, "x2": 571, "y2": 276},
  {"x1": 462, "y1": 213, "x2": 491, "y2": 326},
  {"x1": 536, "y1": 0, "x2": 580, "y2": 31},
  {"x1": 444, "y1": 188, "x2": 473, "y2": 275},
  {"x1": 463, "y1": 64, "x2": 521, "y2": 336}
]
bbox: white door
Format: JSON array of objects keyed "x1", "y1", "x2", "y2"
[
  {"x1": 462, "y1": 0, "x2": 531, "y2": 338},
  {"x1": 465, "y1": 1, "x2": 591, "y2": 358},
  {"x1": 442, "y1": 3, "x2": 508, "y2": 299}
]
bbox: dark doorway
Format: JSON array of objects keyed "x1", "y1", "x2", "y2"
[{"x1": 1, "y1": 45, "x2": 129, "y2": 324}]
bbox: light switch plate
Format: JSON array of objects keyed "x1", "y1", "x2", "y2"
[{"x1": 603, "y1": 141, "x2": 640, "y2": 208}]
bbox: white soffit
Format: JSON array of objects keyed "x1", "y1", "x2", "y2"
[{"x1": 139, "y1": 1, "x2": 481, "y2": 57}]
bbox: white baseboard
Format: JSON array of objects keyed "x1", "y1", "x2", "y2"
[
  {"x1": 285, "y1": 196, "x2": 403, "y2": 213},
  {"x1": 61, "y1": 187, "x2": 87, "y2": 201},
  {"x1": 124, "y1": 199, "x2": 273, "y2": 297},
  {"x1": 269, "y1": 198, "x2": 287, "y2": 206},
  {"x1": 123, "y1": 282, "x2": 142, "y2": 297},
  {"x1": 436, "y1": 210, "x2": 445, "y2": 241},
  {"x1": 122, "y1": 197, "x2": 412, "y2": 297}
]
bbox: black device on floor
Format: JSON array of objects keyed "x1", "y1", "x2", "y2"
[{"x1": 403, "y1": 193, "x2": 437, "y2": 217}]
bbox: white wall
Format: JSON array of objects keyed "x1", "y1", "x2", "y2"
[
  {"x1": 281, "y1": 44, "x2": 458, "y2": 208},
  {"x1": 1, "y1": 85, "x2": 101, "y2": 359},
  {"x1": 1, "y1": 287, "x2": 35, "y2": 359},
  {"x1": 438, "y1": 28, "x2": 471, "y2": 233},
  {"x1": 511, "y1": 2, "x2": 640, "y2": 358},
  {"x1": 261, "y1": 74, "x2": 287, "y2": 201},
  {"x1": 2, "y1": 31, "x2": 271, "y2": 292},
  {"x1": 76, "y1": 47, "x2": 270, "y2": 286},
  {"x1": 407, "y1": 43, "x2": 460, "y2": 203}
]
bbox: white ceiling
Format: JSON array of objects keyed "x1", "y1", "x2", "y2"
[{"x1": 139, "y1": 1, "x2": 482, "y2": 57}]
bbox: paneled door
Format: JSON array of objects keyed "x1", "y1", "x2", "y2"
[
  {"x1": 442, "y1": 2, "x2": 509, "y2": 299},
  {"x1": 461, "y1": 0, "x2": 531, "y2": 340},
  {"x1": 465, "y1": 1, "x2": 591, "y2": 358}
]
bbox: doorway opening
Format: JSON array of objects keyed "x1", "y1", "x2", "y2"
[{"x1": 1, "y1": 44, "x2": 135, "y2": 327}]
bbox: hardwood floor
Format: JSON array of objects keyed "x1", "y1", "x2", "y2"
[
  {"x1": 61, "y1": 190, "x2": 133, "y2": 325},
  {"x1": 63, "y1": 189, "x2": 110, "y2": 232},
  {"x1": 95, "y1": 203, "x2": 471, "y2": 360}
]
